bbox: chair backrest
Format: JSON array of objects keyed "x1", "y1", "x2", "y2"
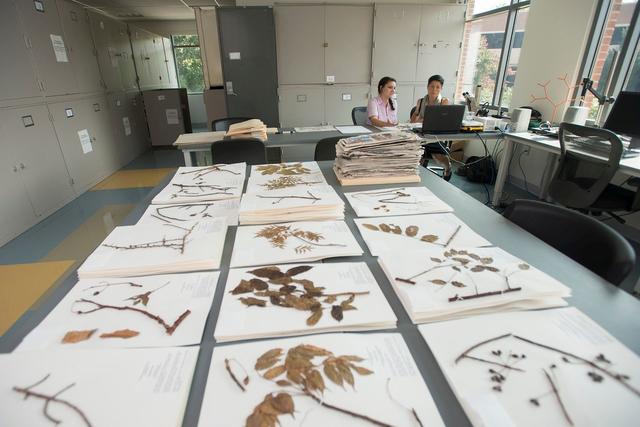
[
  {"x1": 548, "y1": 122, "x2": 623, "y2": 208},
  {"x1": 211, "y1": 138, "x2": 266, "y2": 165},
  {"x1": 351, "y1": 107, "x2": 368, "y2": 126},
  {"x1": 503, "y1": 199, "x2": 635, "y2": 286},
  {"x1": 212, "y1": 117, "x2": 253, "y2": 132},
  {"x1": 314, "y1": 136, "x2": 341, "y2": 161}
]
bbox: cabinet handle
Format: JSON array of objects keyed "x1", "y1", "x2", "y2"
[
  {"x1": 20, "y1": 163, "x2": 26, "y2": 170},
  {"x1": 13, "y1": 165, "x2": 18, "y2": 172}
]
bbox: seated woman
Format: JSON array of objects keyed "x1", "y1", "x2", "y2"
[
  {"x1": 367, "y1": 77, "x2": 398, "y2": 127},
  {"x1": 411, "y1": 75, "x2": 452, "y2": 181}
]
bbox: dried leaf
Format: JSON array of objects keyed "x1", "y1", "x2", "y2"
[
  {"x1": 323, "y1": 362, "x2": 343, "y2": 386},
  {"x1": 379, "y1": 223, "x2": 391, "y2": 233},
  {"x1": 341, "y1": 355, "x2": 365, "y2": 362},
  {"x1": 421, "y1": 234, "x2": 439, "y2": 243},
  {"x1": 249, "y1": 278, "x2": 269, "y2": 291},
  {"x1": 518, "y1": 263, "x2": 530, "y2": 270},
  {"x1": 270, "y1": 276, "x2": 293, "y2": 285},
  {"x1": 452, "y1": 266, "x2": 461, "y2": 272},
  {"x1": 295, "y1": 344, "x2": 333, "y2": 357},
  {"x1": 471, "y1": 266, "x2": 485, "y2": 273},
  {"x1": 249, "y1": 266, "x2": 285, "y2": 280},
  {"x1": 62, "y1": 329, "x2": 97, "y2": 344},
  {"x1": 480, "y1": 257, "x2": 494, "y2": 264},
  {"x1": 351, "y1": 365, "x2": 374, "y2": 375},
  {"x1": 405, "y1": 225, "x2": 419, "y2": 237},
  {"x1": 336, "y1": 362, "x2": 354, "y2": 387},
  {"x1": 452, "y1": 257, "x2": 470, "y2": 264},
  {"x1": 323, "y1": 295, "x2": 337, "y2": 304},
  {"x1": 230, "y1": 279, "x2": 254, "y2": 294},
  {"x1": 285, "y1": 265, "x2": 313, "y2": 277},
  {"x1": 429, "y1": 279, "x2": 447, "y2": 285},
  {"x1": 430, "y1": 257, "x2": 442, "y2": 263},
  {"x1": 99, "y1": 329, "x2": 139, "y2": 339},
  {"x1": 484, "y1": 266, "x2": 499, "y2": 272},
  {"x1": 306, "y1": 369, "x2": 325, "y2": 393},
  {"x1": 263, "y1": 365, "x2": 286, "y2": 380},
  {"x1": 331, "y1": 305, "x2": 344, "y2": 321},
  {"x1": 390, "y1": 225, "x2": 402, "y2": 234},
  {"x1": 255, "y1": 348, "x2": 283, "y2": 370},
  {"x1": 240, "y1": 297, "x2": 266, "y2": 307},
  {"x1": 451, "y1": 281, "x2": 466, "y2": 288},
  {"x1": 271, "y1": 393, "x2": 294, "y2": 415},
  {"x1": 276, "y1": 380, "x2": 291, "y2": 387},
  {"x1": 362, "y1": 223, "x2": 379, "y2": 231},
  {"x1": 306, "y1": 308, "x2": 323, "y2": 326}
]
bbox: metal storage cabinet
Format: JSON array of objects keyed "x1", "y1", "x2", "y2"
[
  {"x1": 0, "y1": 105, "x2": 74, "y2": 217},
  {"x1": 142, "y1": 89, "x2": 191, "y2": 147},
  {"x1": 324, "y1": 6, "x2": 373, "y2": 84},
  {"x1": 15, "y1": 0, "x2": 77, "y2": 96},
  {"x1": 113, "y1": 21, "x2": 138, "y2": 92},
  {"x1": 57, "y1": 0, "x2": 102, "y2": 94},
  {"x1": 324, "y1": 84, "x2": 370, "y2": 125},
  {"x1": 162, "y1": 37, "x2": 178, "y2": 88},
  {"x1": 107, "y1": 92, "x2": 147, "y2": 165},
  {"x1": 372, "y1": 5, "x2": 422, "y2": 83},
  {"x1": 130, "y1": 28, "x2": 155, "y2": 90},
  {"x1": 0, "y1": 1, "x2": 41, "y2": 102},
  {"x1": 89, "y1": 12, "x2": 122, "y2": 92},
  {"x1": 278, "y1": 86, "x2": 324, "y2": 128},
  {"x1": 149, "y1": 35, "x2": 169, "y2": 88},
  {"x1": 397, "y1": 84, "x2": 418, "y2": 122},
  {"x1": 275, "y1": 5, "x2": 325, "y2": 85}
]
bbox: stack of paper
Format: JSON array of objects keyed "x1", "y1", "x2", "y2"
[
  {"x1": 239, "y1": 185, "x2": 344, "y2": 224},
  {"x1": 77, "y1": 219, "x2": 227, "y2": 278},
  {"x1": 215, "y1": 262, "x2": 396, "y2": 342},
  {"x1": 334, "y1": 131, "x2": 423, "y2": 180},
  {"x1": 419, "y1": 308, "x2": 640, "y2": 426},
  {"x1": 173, "y1": 131, "x2": 225, "y2": 147},
  {"x1": 138, "y1": 199, "x2": 240, "y2": 226},
  {"x1": 354, "y1": 213, "x2": 491, "y2": 255},
  {"x1": 152, "y1": 163, "x2": 246, "y2": 205},
  {"x1": 345, "y1": 186, "x2": 453, "y2": 217},
  {"x1": 198, "y1": 333, "x2": 445, "y2": 427},
  {"x1": 16, "y1": 272, "x2": 220, "y2": 350},
  {"x1": 245, "y1": 161, "x2": 327, "y2": 192},
  {"x1": 378, "y1": 246, "x2": 571, "y2": 323},
  {"x1": 225, "y1": 118, "x2": 268, "y2": 141},
  {"x1": 230, "y1": 220, "x2": 363, "y2": 267},
  {"x1": 0, "y1": 347, "x2": 198, "y2": 427}
]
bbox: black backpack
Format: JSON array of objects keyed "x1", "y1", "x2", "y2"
[{"x1": 461, "y1": 156, "x2": 496, "y2": 184}]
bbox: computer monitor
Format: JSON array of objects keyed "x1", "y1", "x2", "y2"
[
  {"x1": 421, "y1": 104, "x2": 466, "y2": 134},
  {"x1": 604, "y1": 91, "x2": 640, "y2": 138}
]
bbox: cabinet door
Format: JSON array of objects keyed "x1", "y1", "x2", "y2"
[
  {"x1": 0, "y1": 1, "x2": 41, "y2": 101},
  {"x1": 163, "y1": 38, "x2": 178, "y2": 87},
  {"x1": 57, "y1": 0, "x2": 102, "y2": 93},
  {"x1": 89, "y1": 12, "x2": 121, "y2": 92},
  {"x1": 0, "y1": 122, "x2": 37, "y2": 245},
  {"x1": 416, "y1": 4, "x2": 465, "y2": 85},
  {"x1": 324, "y1": 84, "x2": 370, "y2": 125},
  {"x1": 0, "y1": 105, "x2": 74, "y2": 217},
  {"x1": 372, "y1": 5, "x2": 421, "y2": 83},
  {"x1": 114, "y1": 22, "x2": 138, "y2": 91},
  {"x1": 15, "y1": 0, "x2": 77, "y2": 96},
  {"x1": 325, "y1": 6, "x2": 373, "y2": 84},
  {"x1": 275, "y1": 5, "x2": 325, "y2": 84},
  {"x1": 87, "y1": 97, "x2": 120, "y2": 172},
  {"x1": 150, "y1": 35, "x2": 169, "y2": 87},
  {"x1": 278, "y1": 86, "x2": 324, "y2": 127},
  {"x1": 130, "y1": 28, "x2": 153, "y2": 90}
]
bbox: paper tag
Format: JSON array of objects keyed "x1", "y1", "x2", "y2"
[
  {"x1": 342, "y1": 93, "x2": 352, "y2": 101},
  {"x1": 34, "y1": 1, "x2": 44, "y2": 12},
  {"x1": 158, "y1": 95, "x2": 166, "y2": 101},
  {"x1": 165, "y1": 109, "x2": 179, "y2": 125},
  {"x1": 22, "y1": 115, "x2": 34, "y2": 127},
  {"x1": 326, "y1": 75, "x2": 335, "y2": 83},
  {"x1": 65, "y1": 108, "x2": 74, "y2": 118},
  {"x1": 78, "y1": 129, "x2": 93, "y2": 154},
  {"x1": 229, "y1": 52, "x2": 241, "y2": 60},
  {"x1": 50, "y1": 34, "x2": 68, "y2": 62},
  {"x1": 122, "y1": 117, "x2": 131, "y2": 136}
]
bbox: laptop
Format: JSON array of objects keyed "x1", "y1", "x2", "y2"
[{"x1": 421, "y1": 104, "x2": 466, "y2": 134}]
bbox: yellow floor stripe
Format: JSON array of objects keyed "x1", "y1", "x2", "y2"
[
  {"x1": 43, "y1": 204, "x2": 134, "y2": 263},
  {"x1": 91, "y1": 168, "x2": 176, "y2": 190},
  {"x1": 0, "y1": 260, "x2": 75, "y2": 336}
]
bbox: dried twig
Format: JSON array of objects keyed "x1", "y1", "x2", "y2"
[
  {"x1": 304, "y1": 388, "x2": 395, "y2": 427},
  {"x1": 102, "y1": 224, "x2": 195, "y2": 254},
  {"x1": 543, "y1": 368, "x2": 574, "y2": 425},
  {"x1": 448, "y1": 287, "x2": 522, "y2": 302},
  {"x1": 455, "y1": 333, "x2": 513, "y2": 364},
  {"x1": 256, "y1": 190, "x2": 321, "y2": 205},
  {"x1": 443, "y1": 225, "x2": 462, "y2": 247},
  {"x1": 152, "y1": 203, "x2": 216, "y2": 223},
  {"x1": 179, "y1": 164, "x2": 241, "y2": 177},
  {"x1": 225, "y1": 358, "x2": 249, "y2": 392}
]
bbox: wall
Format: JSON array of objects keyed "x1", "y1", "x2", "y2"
[
  {"x1": 128, "y1": 20, "x2": 197, "y2": 38},
  {"x1": 188, "y1": 93, "x2": 207, "y2": 128}
]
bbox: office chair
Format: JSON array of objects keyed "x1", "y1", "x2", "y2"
[
  {"x1": 314, "y1": 137, "x2": 341, "y2": 161},
  {"x1": 351, "y1": 107, "x2": 368, "y2": 126},
  {"x1": 410, "y1": 106, "x2": 449, "y2": 178},
  {"x1": 211, "y1": 138, "x2": 266, "y2": 165},
  {"x1": 212, "y1": 117, "x2": 252, "y2": 132},
  {"x1": 548, "y1": 122, "x2": 640, "y2": 222},
  {"x1": 503, "y1": 199, "x2": 635, "y2": 286}
]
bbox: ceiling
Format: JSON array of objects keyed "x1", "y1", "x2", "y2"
[{"x1": 73, "y1": 0, "x2": 236, "y2": 20}]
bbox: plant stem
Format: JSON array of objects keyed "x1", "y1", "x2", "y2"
[
  {"x1": 256, "y1": 190, "x2": 321, "y2": 205},
  {"x1": 443, "y1": 225, "x2": 462, "y2": 247},
  {"x1": 225, "y1": 358, "x2": 247, "y2": 392},
  {"x1": 154, "y1": 203, "x2": 213, "y2": 222},
  {"x1": 462, "y1": 355, "x2": 525, "y2": 372},
  {"x1": 543, "y1": 368, "x2": 574, "y2": 425},
  {"x1": 322, "y1": 291, "x2": 370, "y2": 297},
  {"x1": 448, "y1": 287, "x2": 522, "y2": 302},
  {"x1": 396, "y1": 263, "x2": 458, "y2": 284},
  {"x1": 455, "y1": 333, "x2": 512, "y2": 364},
  {"x1": 304, "y1": 389, "x2": 395, "y2": 427}
]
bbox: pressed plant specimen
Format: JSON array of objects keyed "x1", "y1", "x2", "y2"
[
  {"x1": 362, "y1": 222, "x2": 461, "y2": 248},
  {"x1": 256, "y1": 163, "x2": 312, "y2": 176},
  {"x1": 13, "y1": 374, "x2": 93, "y2": 426},
  {"x1": 229, "y1": 265, "x2": 368, "y2": 325},
  {"x1": 352, "y1": 188, "x2": 418, "y2": 212},
  {"x1": 150, "y1": 203, "x2": 219, "y2": 223},
  {"x1": 179, "y1": 164, "x2": 241, "y2": 179},
  {"x1": 170, "y1": 183, "x2": 234, "y2": 199},
  {"x1": 255, "y1": 224, "x2": 346, "y2": 254},
  {"x1": 256, "y1": 190, "x2": 321, "y2": 205},
  {"x1": 260, "y1": 176, "x2": 324, "y2": 190},
  {"x1": 102, "y1": 223, "x2": 196, "y2": 254}
]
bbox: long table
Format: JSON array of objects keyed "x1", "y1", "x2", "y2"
[{"x1": 2, "y1": 162, "x2": 638, "y2": 427}]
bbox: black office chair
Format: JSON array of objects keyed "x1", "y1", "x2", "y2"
[
  {"x1": 314, "y1": 137, "x2": 341, "y2": 161},
  {"x1": 211, "y1": 138, "x2": 266, "y2": 165},
  {"x1": 503, "y1": 199, "x2": 635, "y2": 286},
  {"x1": 212, "y1": 117, "x2": 252, "y2": 132},
  {"x1": 548, "y1": 122, "x2": 640, "y2": 222},
  {"x1": 351, "y1": 107, "x2": 368, "y2": 126}
]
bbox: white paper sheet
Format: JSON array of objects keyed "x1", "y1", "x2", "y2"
[
  {"x1": 16, "y1": 272, "x2": 220, "y2": 351},
  {"x1": 293, "y1": 125, "x2": 336, "y2": 133},
  {"x1": 138, "y1": 199, "x2": 240, "y2": 226},
  {"x1": 198, "y1": 333, "x2": 445, "y2": 427},
  {"x1": 419, "y1": 308, "x2": 640, "y2": 427},
  {"x1": 230, "y1": 220, "x2": 363, "y2": 267},
  {"x1": 345, "y1": 186, "x2": 453, "y2": 217},
  {"x1": 335, "y1": 125, "x2": 371, "y2": 134},
  {"x1": 215, "y1": 262, "x2": 396, "y2": 342},
  {"x1": 77, "y1": 129, "x2": 92, "y2": 154},
  {"x1": 246, "y1": 161, "x2": 323, "y2": 189},
  {"x1": 166, "y1": 108, "x2": 179, "y2": 125},
  {"x1": 50, "y1": 34, "x2": 68, "y2": 62},
  {"x1": 0, "y1": 346, "x2": 198, "y2": 427}
]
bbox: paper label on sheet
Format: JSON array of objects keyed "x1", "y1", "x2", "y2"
[
  {"x1": 165, "y1": 108, "x2": 179, "y2": 125},
  {"x1": 77, "y1": 129, "x2": 93, "y2": 154},
  {"x1": 122, "y1": 117, "x2": 131, "y2": 136},
  {"x1": 50, "y1": 34, "x2": 68, "y2": 62}
]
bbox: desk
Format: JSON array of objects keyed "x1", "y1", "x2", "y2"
[
  {"x1": 2, "y1": 162, "x2": 637, "y2": 426},
  {"x1": 176, "y1": 128, "x2": 503, "y2": 166},
  {"x1": 492, "y1": 131, "x2": 640, "y2": 206}
]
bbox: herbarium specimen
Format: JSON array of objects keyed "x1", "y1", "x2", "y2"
[
  {"x1": 13, "y1": 374, "x2": 93, "y2": 427},
  {"x1": 230, "y1": 265, "x2": 368, "y2": 326},
  {"x1": 170, "y1": 183, "x2": 234, "y2": 199},
  {"x1": 150, "y1": 203, "x2": 218, "y2": 223},
  {"x1": 256, "y1": 163, "x2": 312, "y2": 176},
  {"x1": 395, "y1": 249, "x2": 526, "y2": 302},
  {"x1": 255, "y1": 225, "x2": 346, "y2": 254},
  {"x1": 179, "y1": 164, "x2": 241, "y2": 179},
  {"x1": 102, "y1": 223, "x2": 195, "y2": 254},
  {"x1": 260, "y1": 176, "x2": 324, "y2": 190},
  {"x1": 256, "y1": 190, "x2": 321, "y2": 205},
  {"x1": 362, "y1": 222, "x2": 461, "y2": 247},
  {"x1": 353, "y1": 188, "x2": 415, "y2": 213},
  {"x1": 454, "y1": 333, "x2": 639, "y2": 425}
]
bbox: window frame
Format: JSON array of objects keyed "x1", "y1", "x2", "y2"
[{"x1": 170, "y1": 34, "x2": 205, "y2": 95}]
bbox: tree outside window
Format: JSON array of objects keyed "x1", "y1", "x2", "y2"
[{"x1": 172, "y1": 34, "x2": 205, "y2": 94}]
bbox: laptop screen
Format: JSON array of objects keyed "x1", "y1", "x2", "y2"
[
  {"x1": 421, "y1": 104, "x2": 466, "y2": 134},
  {"x1": 604, "y1": 91, "x2": 640, "y2": 138}
]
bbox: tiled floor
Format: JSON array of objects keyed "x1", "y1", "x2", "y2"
[{"x1": 1, "y1": 148, "x2": 637, "y2": 335}]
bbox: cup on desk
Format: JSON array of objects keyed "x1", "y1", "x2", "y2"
[
  {"x1": 563, "y1": 106, "x2": 589, "y2": 126},
  {"x1": 511, "y1": 108, "x2": 532, "y2": 132}
]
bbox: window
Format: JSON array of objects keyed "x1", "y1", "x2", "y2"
[
  {"x1": 626, "y1": 45, "x2": 640, "y2": 91},
  {"x1": 456, "y1": 0, "x2": 530, "y2": 109},
  {"x1": 171, "y1": 34, "x2": 205, "y2": 94}
]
